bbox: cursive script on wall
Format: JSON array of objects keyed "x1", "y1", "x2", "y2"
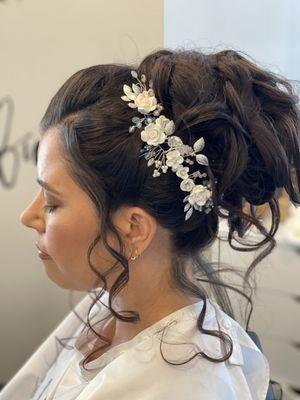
[{"x1": 0, "y1": 95, "x2": 39, "y2": 190}]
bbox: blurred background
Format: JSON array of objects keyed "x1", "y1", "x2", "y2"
[{"x1": 0, "y1": 0, "x2": 299, "y2": 398}]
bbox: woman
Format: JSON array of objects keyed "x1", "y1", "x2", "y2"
[{"x1": 1, "y1": 48, "x2": 299, "y2": 399}]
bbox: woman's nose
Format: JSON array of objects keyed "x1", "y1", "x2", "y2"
[
  {"x1": 19, "y1": 193, "x2": 44, "y2": 232},
  {"x1": 19, "y1": 206, "x2": 32, "y2": 228}
]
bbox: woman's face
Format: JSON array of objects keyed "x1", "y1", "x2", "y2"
[{"x1": 19, "y1": 128, "x2": 118, "y2": 291}]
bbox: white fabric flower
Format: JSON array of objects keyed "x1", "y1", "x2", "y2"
[
  {"x1": 167, "y1": 136, "x2": 183, "y2": 147},
  {"x1": 141, "y1": 123, "x2": 166, "y2": 146},
  {"x1": 155, "y1": 115, "x2": 170, "y2": 130},
  {"x1": 166, "y1": 149, "x2": 184, "y2": 170},
  {"x1": 155, "y1": 115, "x2": 175, "y2": 135},
  {"x1": 134, "y1": 90, "x2": 157, "y2": 114},
  {"x1": 176, "y1": 166, "x2": 189, "y2": 180},
  {"x1": 180, "y1": 178, "x2": 195, "y2": 192},
  {"x1": 179, "y1": 144, "x2": 193, "y2": 156},
  {"x1": 188, "y1": 184, "x2": 212, "y2": 206}
]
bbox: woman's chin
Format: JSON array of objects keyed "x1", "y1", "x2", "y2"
[
  {"x1": 41, "y1": 260, "x2": 102, "y2": 291},
  {"x1": 42, "y1": 261, "x2": 69, "y2": 288}
]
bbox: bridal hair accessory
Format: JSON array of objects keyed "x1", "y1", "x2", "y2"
[{"x1": 121, "y1": 70, "x2": 215, "y2": 221}]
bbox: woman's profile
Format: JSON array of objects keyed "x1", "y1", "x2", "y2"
[{"x1": 1, "y1": 47, "x2": 299, "y2": 399}]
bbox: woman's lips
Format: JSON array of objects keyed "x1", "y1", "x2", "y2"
[
  {"x1": 38, "y1": 250, "x2": 52, "y2": 260},
  {"x1": 36, "y1": 242, "x2": 52, "y2": 259}
]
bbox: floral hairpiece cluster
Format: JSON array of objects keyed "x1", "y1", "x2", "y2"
[{"x1": 120, "y1": 70, "x2": 214, "y2": 221}]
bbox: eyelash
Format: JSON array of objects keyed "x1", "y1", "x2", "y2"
[{"x1": 43, "y1": 205, "x2": 57, "y2": 214}]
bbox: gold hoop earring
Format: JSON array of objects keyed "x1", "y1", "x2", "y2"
[{"x1": 130, "y1": 248, "x2": 141, "y2": 261}]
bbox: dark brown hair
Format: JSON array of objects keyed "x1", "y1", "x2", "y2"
[{"x1": 39, "y1": 48, "x2": 300, "y2": 374}]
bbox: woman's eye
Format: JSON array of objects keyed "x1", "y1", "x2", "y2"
[{"x1": 43, "y1": 205, "x2": 57, "y2": 214}]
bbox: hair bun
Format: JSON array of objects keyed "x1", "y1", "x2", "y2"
[{"x1": 239, "y1": 143, "x2": 277, "y2": 205}]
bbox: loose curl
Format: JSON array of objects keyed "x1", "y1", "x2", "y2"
[{"x1": 38, "y1": 47, "x2": 300, "y2": 377}]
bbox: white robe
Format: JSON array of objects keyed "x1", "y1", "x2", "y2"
[{"x1": 0, "y1": 290, "x2": 270, "y2": 399}]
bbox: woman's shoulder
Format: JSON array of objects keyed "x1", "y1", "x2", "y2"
[{"x1": 92, "y1": 297, "x2": 270, "y2": 400}]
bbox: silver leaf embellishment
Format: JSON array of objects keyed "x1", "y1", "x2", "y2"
[
  {"x1": 184, "y1": 202, "x2": 191, "y2": 212},
  {"x1": 132, "y1": 83, "x2": 141, "y2": 94},
  {"x1": 193, "y1": 137, "x2": 205, "y2": 152},
  {"x1": 185, "y1": 207, "x2": 193, "y2": 221},
  {"x1": 196, "y1": 154, "x2": 209, "y2": 166}
]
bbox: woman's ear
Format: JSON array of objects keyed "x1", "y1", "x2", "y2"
[{"x1": 112, "y1": 206, "x2": 157, "y2": 255}]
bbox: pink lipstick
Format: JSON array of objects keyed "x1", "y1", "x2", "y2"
[
  {"x1": 37, "y1": 250, "x2": 52, "y2": 260},
  {"x1": 36, "y1": 242, "x2": 52, "y2": 260}
]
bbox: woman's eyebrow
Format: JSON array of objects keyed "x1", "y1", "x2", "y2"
[{"x1": 36, "y1": 178, "x2": 62, "y2": 196}]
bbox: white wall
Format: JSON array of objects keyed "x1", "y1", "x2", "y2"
[{"x1": 165, "y1": 0, "x2": 300, "y2": 80}]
